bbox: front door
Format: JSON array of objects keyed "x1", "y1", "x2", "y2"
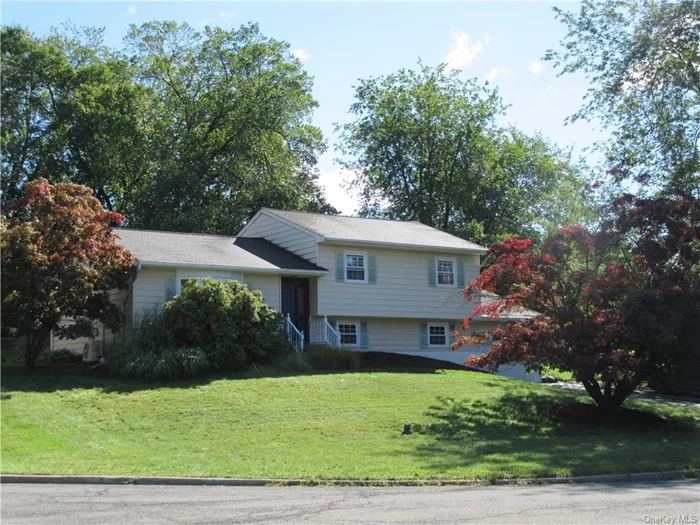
[{"x1": 281, "y1": 278, "x2": 310, "y2": 341}]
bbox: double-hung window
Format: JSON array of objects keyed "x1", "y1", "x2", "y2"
[
  {"x1": 428, "y1": 323, "x2": 448, "y2": 347},
  {"x1": 345, "y1": 253, "x2": 367, "y2": 282},
  {"x1": 337, "y1": 321, "x2": 359, "y2": 346},
  {"x1": 436, "y1": 259, "x2": 455, "y2": 287}
]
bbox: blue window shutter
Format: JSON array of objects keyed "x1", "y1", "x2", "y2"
[
  {"x1": 457, "y1": 260, "x2": 465, "y2": 288},
  {"x1": 420, "y1": 323, "x2": 429, "y2": 348},
  {"x1": 360, "y1": 322, "x2": 369, "y2": 348},
  {"x1": 427, "y1": 258, "x2": 436, "y2": 287},
  {"x1": 335, "y1": 252, "x2": 345, "y2": 281},
  {"x1": 368, "y1": 253, "x2": 377, "y2": 284},
  {"x1": 449, "y1": 323, "x2": 457, "y2": 345},
  {"x1": 166, "y1": 278, "x2": 176, "y2": 300}
]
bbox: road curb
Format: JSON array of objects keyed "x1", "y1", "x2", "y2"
[{"x1": 1, "y1": 470, "x2": 697, "y2": 487}]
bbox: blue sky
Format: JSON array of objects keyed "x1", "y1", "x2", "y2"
[{"x1": 3, "y1": 1, "x2": 603, "y2": 214}]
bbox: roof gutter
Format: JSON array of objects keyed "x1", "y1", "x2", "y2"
[
  {"x1": 321, "y1": 238, "x2": 487, "y2": 254},
  {"x1": 136, "y1": 260, "x2": 328, "y2": 276}
]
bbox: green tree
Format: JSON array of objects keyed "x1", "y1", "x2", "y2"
[
  {"x1": 1, "y1": 22, "x2": 335, "y2": 234},
  {"x1": 546, "y1": 0, "x2": 700, "y2": 195},
  {"x1": 123, "y1": 21, "x2": 335, "y2": 233},
  {"x1": 0, "y1": 25, "x2": 149, "y2": 211},
  {"x1": 337, "y1": 63, "x2": 593, "y2": 244}
]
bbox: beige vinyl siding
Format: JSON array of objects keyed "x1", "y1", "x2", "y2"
[
  {"x1": 52, "y1": 319, "x2": 90, "y2": 354},
  {"x1": 324, "y1": 317, "x2": 538, "y2": 381},
  {"x1": 132, "y1": 267, "x2": 176, "y2": 322},
  {"x1": 309, "y1": 277, "x2": 319, "y2": 317},
  {"x1": 325, "y1": 317, "x2": 489, "y2": 354},
  {"x1": 317, "y1": 244, "x2": 480, "y2": 319},
  {"x1": 132, "y1": 266, "x2": 282, "y2": 324},
  {"x1": 52, "y1": 288, "x2": 132, "y2": 353},
  {"x1": 243, "y1": 273, "x2": 281, "y2": 311},
  {"x1": 239, "y1": 212, "x2": 318, "y2": 263}
]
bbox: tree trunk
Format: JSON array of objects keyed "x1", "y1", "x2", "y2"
[
  {"x1": 24, "y1": 329, "x2": 51, "y2": 370},
  {"x1": 581, "y1": 377, "x2": 641, "y2": 412}
]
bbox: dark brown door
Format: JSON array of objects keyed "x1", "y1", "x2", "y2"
[{"x1": 281, "y1": 278, "x2": 310, "y2": 341}]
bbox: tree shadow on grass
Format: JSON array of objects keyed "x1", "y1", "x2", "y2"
[
  {"x1": 403, "y1": 390, "x2": 700, "y2": 479},
  {"x1": 0, "y1": 351, "x2": 489, "y2": 394}
]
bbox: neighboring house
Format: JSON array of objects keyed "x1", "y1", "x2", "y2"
[{"x1": 57, "y1": 209, "x2": 538, "y2": 380}]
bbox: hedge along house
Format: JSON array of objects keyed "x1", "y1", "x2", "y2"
[{"x1": 60, "y1": 209, "x2": 538, "y2": 380}]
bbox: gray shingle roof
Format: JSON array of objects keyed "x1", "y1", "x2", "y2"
[
  {"x1": 264, "y1": 209, "x2": 487, "y2": 253},
  {"x1": 114, "y1": 229, "x2": 327, "y2": 273}
]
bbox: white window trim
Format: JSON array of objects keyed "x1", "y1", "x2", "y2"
[
  {"x1": 337, "y1": 320, "x2": 360, "y2": 347},
  {"x1": 344, "y1": 251, "x2": 368, "y2": 284},
  {"x1": 427, "y1": 323, "x2": 450, "y2": 348},
  {"x1": 435, "y1": 257, "x2": 457, "y2": 288}
]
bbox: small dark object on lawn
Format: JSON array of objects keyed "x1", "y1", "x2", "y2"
[
  {"x1": 402, "y1": 423, "x2": 413, "y2": 435},
  {"x1": 541, "y1": 375, "x2": 559, "y2": 383}
]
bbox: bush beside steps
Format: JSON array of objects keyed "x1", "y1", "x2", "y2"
[{"x1": 104, "y1": 278, "x2": 288, "y2": 381}]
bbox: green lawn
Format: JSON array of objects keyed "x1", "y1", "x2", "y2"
[{"x1": 2, "y1": 362, "x2": 699, "y2": 480}]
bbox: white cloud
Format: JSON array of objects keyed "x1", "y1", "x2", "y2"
[
  {"x1": 444, "y1": 30, "x2": 490, "y2": 72},
  {"x1": 528, "y1": 61, "x2": 544, "y2": 74},
  {"x1": 292, "y1": 49, "x2": 310, "y2": 62},
  {"x1": 485, "y1": 66, "x2": 510, "y2": 83},
  {"x1": 317, "y1": 168, "x2": 358, "y2": 215},
  {"x1": 219, "y1": 11, "x2": 236, "y2": 21},
  {"x1": 126, "y1": 6, "x2": 136, "y2": 16}
]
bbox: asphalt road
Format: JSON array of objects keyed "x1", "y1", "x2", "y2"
[{"x1": 2, "y1": 481, "x2": 699, "y2": 525}]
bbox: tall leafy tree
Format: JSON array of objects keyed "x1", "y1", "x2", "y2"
[
  {"x1": 123, "y1": 21, "x2": 334, "y2": 233},
  {"x1": 1, "y1": 22, "x2": 335, "y2": 234},
  {"x1": 0, "y1": 25, "x2": 149, "y2": 211},
  {"x1": 546, "y1": 0, "x2": 700, "y2": 196},
  {"x1": 337, "y1": 63, "x2": 593, "y2": 244}
]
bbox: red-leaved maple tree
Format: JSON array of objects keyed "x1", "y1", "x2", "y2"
[
  {"x1": 455, "y1": 193, "x2": 699, "y2": 410},
  {"x1": 1, "y1": 179, "x2": 136, "y2": 368}
]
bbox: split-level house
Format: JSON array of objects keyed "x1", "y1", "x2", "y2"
[{"x1": 57, "y1": 208, "x2": 537, "y2": 380}]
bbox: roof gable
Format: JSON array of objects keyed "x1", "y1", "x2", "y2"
[{"x1": 263, "y1": 208, "x2": 486, "y2": 254}]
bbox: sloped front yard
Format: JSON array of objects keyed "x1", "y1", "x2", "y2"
[{"x1": 1, "y1": 363, "x2": 699, "y2": 480}]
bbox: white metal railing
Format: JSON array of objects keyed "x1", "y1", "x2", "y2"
[
  {"x1": 309, "y1": 315, "x2": 341, "y2": 348},
  {"x1": 284, "y1": 314, "x2": 304, "y2": 353}
]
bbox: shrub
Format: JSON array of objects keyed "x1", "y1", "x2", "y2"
[
  {"x1": 105, "y1": 338, "x2": 210, "y2": 381},
  {"x1": 276, "y1": 351, "x2": 312, "y2": 373},
  {"x1": 306, "y1": 345, "x2": 360, "y2": 371},
  {"x1": 164, "y1": 278, "x2": 287, "y2": 372},
  {"x1": 38, "y1": 348, "x2": 82, "y2": 364},
  {"x1": 105, "y1": 309, "x2": 210, "y2": 381},
  {"x1": 132, "y1": 307, "x2": 171, "y2": 352}
]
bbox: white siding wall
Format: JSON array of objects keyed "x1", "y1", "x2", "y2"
[
  {"x1": 52, "y1": 288, "x2": 132, "y2": 354},
  {"x1": 132, "y1": 267, "x2": 176, "y2": 321},
  {"x1": 239, "y1": 212, "x2": 318, "y2": 263},
  {"x1": 325, "y1": 317, "x2": 538, "y2": 382},
  {"x1": 243, "y1": 273, "x2": 281, "y2": 311},
  {"x1": 52, "y1": 319, "x2": 90, "y2": 353},
  {"x1": 132, "y1": 266, "x2": 281, "y2": 324},
  {"x1": 317, "y1": 244, "x2": 480, "y2": 319},
  {"x1": 309, "y1": 277, "x2": 319, "y2": 317}
]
